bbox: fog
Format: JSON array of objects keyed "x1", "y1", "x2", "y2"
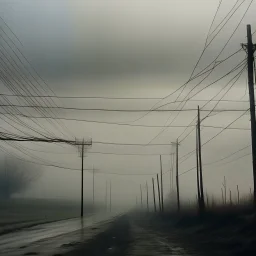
[{"x1": 0, "y1": 0, "x2": 255, "y2": 209}]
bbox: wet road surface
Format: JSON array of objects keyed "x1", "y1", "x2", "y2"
[
  {"x1": 64, "y1": 215, "x2": 193, "y2": 256},
  {"x1": 0, "y1": 214, "x2": 195, "y2": 256},
  {"x1": 0, "y1": 212, "x2": 118, "y2": 256}
]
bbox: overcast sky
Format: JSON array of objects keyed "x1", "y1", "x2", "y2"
[{"x1": 0, "y1": 0, "x2": 256, "y2": 208}]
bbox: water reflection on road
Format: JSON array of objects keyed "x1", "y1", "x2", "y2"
[{"x1": 0, "y1": 212, "x2": 117, "y2": 256}]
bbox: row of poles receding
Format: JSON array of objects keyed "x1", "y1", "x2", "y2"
[
  {"x1": 137, "y1": 107, "x2": 202, "y2": 213},
  {"x1": 138, "y1": 25, "x2": 256, "y2": 213}
]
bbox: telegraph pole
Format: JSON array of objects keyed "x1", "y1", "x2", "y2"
[
  {"x1": 152, "y1": 178, "x2": 157, "y2": 212},
  {"x1": 243, "y1": 25, "x2": 256, "y2": 207},
  {"x1": 170, "y1": 153, "x2": 175, "y2": 194},
  {"x1": 92, "y1": 166, "x2": 95, "y2": 210},
  {"x1": 198, "y1": 106, "x2": 205, "y2": 211},
  {"x1": 175, "y1": 140, "x2": 180, "y2": 211},
  {"x1": 76, "y1": 138, "x2": 92, "y2": 217},
  {"x1": 156, "y1": 174, "x2": 161, "y2": 212},
  {"x1": 105, "y1": 181, "x2": 108, "y2": 212},
  {"x1": 196, "y1": 125, "x2": 201, "y2": 209},
  {"x1": 109, "y1": 180, "x2": 112, "y2": 212},
  {"x1": 80, "y1": 140, "x2": 85, "y2": 217},
  {"x1": 160, "y1": 155, "x2": 164, "y2": 212},
  {"x1": 146, "y1": 181, "x2": 149, "y2": 212},
  {"x1": 140, "y1": 184, "x2": 143, "y2": 208}
]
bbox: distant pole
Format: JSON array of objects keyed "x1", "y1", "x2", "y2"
[
  {"x1": 81, "y1": 140, "x2": 85, "y2": 217},
  {"x1": 244, "y1": 24, "x2": 256, "y2": 207},
  {"x1": 109, "y1": 181, "x2": 112, "y2": 212},
  {"x1": 146, "y1": 181, "x2": 149, "y2": 212},
  {"x1": 172, "y1": 153, "x2": 174, "y2": 190},
  {"x1": 156, "y1": 174, "x2": 161, "y2": 212},
  {"x1": 160, "y1": 155, "x2": 164, "y2": 212},
  {"x1": 221, "y1": 188, "x2": 224, "y2": 204},
  {"x1": 105, "y1": 181, "x2": 108, "y2": 212},
  {"x1": 223, "y1": 176, "x2": 227, "y2": 204},
  {"x1": 196, "y1": 125, "x2": 201, "y2": 209},
  {"x1": 237, "y1": 185, "x2": 240, "y2": 204},
  {"x1": 197, "y1": 106, "x2": 205, "y2": 211},
  {"x1": 176, "y1": 139, "x2": 180, "y2": 211},
  {"x1": 170, "y1": 153, "x2": 174, "y2": 194},
  {"x1": 93, "y1": 166, "x2": 95, "y2": 209},
  {"x1": 140, "y1": 184, "x2": 143, "y2": 208},
  {"x1": 152, "y1": 178, "x2": 157, "y2": 212},
  {"x1": 229, "y1": 190, "x2": 232, "y2": 205}
]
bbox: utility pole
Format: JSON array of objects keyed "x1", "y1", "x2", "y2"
[
  {"x1": 156, "y1": 174, "x2": 161, "y2": 212},
  {"x1": 109, "y1": 180, "x2": 112, "y2": 212},
  {"x1": 170, "y1": 153, "x2": 175, "y2": 194},
  {"x1": 140, "y1": 184, "x2": 143, "y2": 209},
  {"x1": 196, "y1": 125, "x2": 201, "y2": 209},
  {"x1": 242, "y1": 25, "x2": 256, "y2": 207},
  {"x1": 92, "y1": 166, "x2": 95, "y2": 210},
  {"x1": 160, "y1": 155, "x2": 164, "y2": 212},
  {"x1": 197, "y1": 106, "x2": 205, "y2": 211},
  {"x1": 237, "y1": 185, "x2": 240, "y2": 204},
  {"x1": 105, "y1": 181, "x2": 108, "y2": 212},
  {"x1": 152, "y1": 178, "x2": 157, "y2": 212},
  {"x1": 80, "y1": 139, "x2": 85, "y2": 217},
  {"x1": 76, "y1": 138, "x2": 92, "y2": 217},
  {"x1": 175, "y1": 139, "x2": 180, "y2": 211},
  {"x1": 222, "y1": 176, "x2": 227, "y2": 205},
  {"x1": 146, "y1": 181, "x2": 149, "y2": 212}
]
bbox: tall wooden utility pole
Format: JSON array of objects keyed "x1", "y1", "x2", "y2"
[
  {"x1": 175, "y1": 139, "x2": 180, "y2": 211},
  {"x1": 80, "y1": 140, "x2": 85, "y2": 217},
  {"x1": 140, "y1": 184, "x2": 143, "y2": 208},
  {"x1": 160, "y1": 155, "x2": 164, "y2": 212},
  {"x1": 196, "y1": 125, "x2": 201, "y2": 209},
  {"x1": 76, "y1": 138, "x2": 92, "y2": 217},
  {"x1": 156, "y1": 174, "x2": 161, "y2": 212},
  {"x1": 146, "y1": 181, "x2": 149, "y2": 212},
  {"x1": 197, "y1": 106, "x2": 205, "y2": 211},
  {"x1": 243, "y1": 25, "x2": 256, "y2": 207},
  {"x1": 152, "y1": 178, "x2": 157, "y2": 212}
]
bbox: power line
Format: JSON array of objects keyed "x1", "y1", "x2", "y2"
[
  {"x1": 147, "y1": 60, "x2": 247, "y2": 143},
  {"x1": 0, "y1": 104, "x2": 250, "y2": 112},
  {"x1": 180, "y1": 109, "x2": 249, "y2": 163},
  {"x1": 178, "y1": 65, "x2": 247, "y2": 144},
  {"x1": 0, "y1": 93, "x2": 162, "y2": 100},
  {"x1": 179, "y1": 144, "x2": 251, "y2": 176},
  {"x1": 0, "y1": 111, "x2": 250, "y2": 130},
  {"x1": 126, "y1": 46, "x2": 243, "y2": 125}
]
